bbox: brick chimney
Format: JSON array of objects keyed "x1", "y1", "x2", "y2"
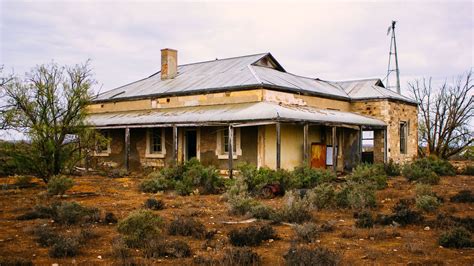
[{"x1": 161, "y1": 48, "x2": 177, "y2": 80}]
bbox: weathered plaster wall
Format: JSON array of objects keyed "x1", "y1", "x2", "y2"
[
  {"x1": 351, "y1": 100, "x2": 418, "y2": 163},
  {"x1": 262, "y1": 124, "x2": 321, "y2": 170},
  {"x1": 263, "y1": 90, "x2": 351, "y2": 111}
]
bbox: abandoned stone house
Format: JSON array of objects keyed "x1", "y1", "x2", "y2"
[{"x1": 86, "y1": 49, "x2": 418, "y2": 174}]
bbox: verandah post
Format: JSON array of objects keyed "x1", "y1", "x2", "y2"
[
  {"x1": 303, "y1": 123, "x2": 309, "y2": 165},
  {"x1": 276, "y1": 122, "x2": 281, "y2": 170},
  {"x1": 173, "y1": 125, "x2": 178, "y2": 165},
  {"x1": 124, "y1": 127, "x2": 130, "y2": 171},
  {"x1": 228, "y1": 125, "x2": 234, "y2": 179},
  {"x1": 332, "y1": 126, "x2": 337, "y2": 172}
]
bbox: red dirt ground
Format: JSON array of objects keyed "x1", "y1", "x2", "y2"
[{"x1": 0, "y1": 174, "x2": 473, "y2": 265}]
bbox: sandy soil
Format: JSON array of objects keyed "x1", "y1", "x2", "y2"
[{"x1": 0, "y1": 174, "x2": 473, "y2": 265}]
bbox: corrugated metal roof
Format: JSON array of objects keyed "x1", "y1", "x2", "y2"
[
  {"x1": 94, "y1": 53, "x2": 415, "y2": 105},
  {"x1": 86, "y1": 102, "x2": 385, "y2": 128},
  {"x1": 336, "y1": 78, "x2": 416, "y2": 103}
]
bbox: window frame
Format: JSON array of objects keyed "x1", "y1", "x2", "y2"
[
  {"x1": 216, "y1": 127, "x2": 242, "y2": 159},
  {"x1": 146, "y1": 128, "x2": 166, "y2": 158},
  {"x1": 400, "y1": 121, "x2": 408, "y2": 154},
  {"x1": 94, "y1": 130, "x2": 111, "y2": 157}
]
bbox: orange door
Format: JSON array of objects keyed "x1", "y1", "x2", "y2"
[{"x1": 311, "y1": 143, "x2": 327, "y2": 169}]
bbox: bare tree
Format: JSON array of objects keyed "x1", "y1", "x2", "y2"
[
  {"x1": 0, "y1": 61, "x2": 99, "y2": 182},
  {"x1": 409, "y1": 70, "x2": 473, "y2": 159}
]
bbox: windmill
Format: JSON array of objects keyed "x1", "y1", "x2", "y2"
[{"x1": 385, "y1": 21, "x2": 401, "y2": 94}]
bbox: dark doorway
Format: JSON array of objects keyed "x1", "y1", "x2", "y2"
[{"x1": 185, "y1": 130, "x2": 197, "y2": 160}]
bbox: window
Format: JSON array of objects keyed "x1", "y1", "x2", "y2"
[
  {"x1": 146, "y1": 128, "x2": 166, "y2": 158},
  {"x1": 150, "y1": 128, "x2": 162, "y2": 153},
  {"x1": 216, "y1": 127, "x2": 241, "y2": 159},
  {"x1": 362, "y1": 130, "x2": 374, "y2": 152},
  {"x1": 400, "y1": 122, "x2": 408, "y2": 154},
  {"x1": 94, "y1": 130, "x2": 111, "y2": 156},
  {"x1": 223, "y1": 128, "x2": 237, "y2": 153}
]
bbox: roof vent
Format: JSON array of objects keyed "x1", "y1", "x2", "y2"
[{"x1": 161, "y1": 48, "x2": 177, "y2": 80}]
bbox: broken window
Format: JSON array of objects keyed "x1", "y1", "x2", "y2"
[
  {"x1": 95, "y1": 130, "x2": 110, "y2": 155},
  {"x1": 362, "y1": 130, "x2": 374, "y2": 152},
  {"x1": 400, "y1": 122, "x2": 408, "y2": 154}
]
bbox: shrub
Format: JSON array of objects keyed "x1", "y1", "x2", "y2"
[
  {"x1": 229, "y1": 225, "x2": 277, "y2": 246},
  {"x1": 14, "y1": 175, "x2": 33, "y2": 188},
  {"x1": 415, "y1": 184, "x2": 434, "y2": 197},
  {"x1": 111, "y1": 237, "x2": 131, "y2": 260},
  {"x1": 274, "y1": 191, "x2": 312, "y2": 223},
  {"x1": 104, "y1": 212, "x2": 118, "y2": 224},
  {"x1": 175, "y1": 180, "x2": 194, "y2": 196},
  {"x1": 402, "y1": 163, "x2": 440, "y2": 185},
  {"x1": 144, "y1": 240, "x2": 192, "y2": 258},
  {"x1": 168, "y1": 216, "x2": 207, "y2": 239},
  {"x1": 117, "y1": 210, "x2": 163, "y2": 247},
  {"x1": 228, "y1": 195, "x2": 260, "y2": 216},
  {"x1": 438, "y1": 227, "x2": 473, "y2": 248},
  {"x1": 17, "y1": 205, "x2": 56, "y2": 220},
  {"x1": 306, "y1": 183, "x2": 335, "y2": 209},
  {"x1": 0, "y1": 256, "x2": 33, "y2": 266},
  {"x1": 434, "y1": 214, "x2": 474, "y2": 232},
  {"x1": 346, "y1": 183, "x2": 377, "y2": 210},
  {"x1": 237, "y1": 163, "x2": 292, "y2": 194},
  {"x1": 291, "y1": 165, "x2": 336, "y2": 189},
  {"x1": 384, "y1": 159, "x2": 401, "y2": 176},
  {"x1": 349, "y1": 163, "x2": 387, "y2": 189},
  {"x1": 221, "y1": 247, "x2": 261, "y2": 266},
  {"x1": 47, "y1": 175, "x2": 74, "y2": 195},
  {"x1": 144, "y1": 198, "x2": 165, "y2": 210},
  {"x1": 355, "y1": 210, "x2": 374, "y2": 228},
  {"x1": 283, "y1": 246, "x2": 341, "y2": 266},
  {"x1": 139, "y1": 175, "x2": 173, "y2": 193},
  {"x1": 463, "y1": 165, "x2": 474, "y2": 175},
  {"x1": 450, "y1": 190, "x2": 474, "y2": 203},
  {"x1": 33, "y1": 225, "x2": 59, "y2": 247},
  {"x1": 108, "y1": 168, "x2": 129, "y2": 178},
  {"x1": 52, "y1": 201, "x2": 100, "y2": 225},
  {"x1": 416, "y1": 195, "x2": 440, "y2": 213},
  {"x1": 78, "y1": 228, "x2": 99, "y2": 243},
  {"x1": 335, "y1": 186, "x2": 350, "y2": 208},
  {"x1": 49, "y1": 236, "x2": 80, "y2": 258},
  {"x1": 376, "y1": 199, "x2": 423, "y2": 226},
  {"x1": 294, "y1": 222, "x2": 320, "y2": 242},
  {"x1": 249, "y1": 204, "x2": 276, "y2": 220},
  {"x1": 182, "y1": 161, "x2": 223, "y2": 195}
]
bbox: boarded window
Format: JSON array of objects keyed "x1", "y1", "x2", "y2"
[
  {"x1": 400, "y1": 122, "x2": 408, "y2": 154},
  {"x1": 150, "y1": 128, "x2": 162, "y2": 153}
]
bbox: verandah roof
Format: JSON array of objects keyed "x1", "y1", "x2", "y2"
[{"x1": 87, "y1": 102, "x2": 386, "y2": 129}]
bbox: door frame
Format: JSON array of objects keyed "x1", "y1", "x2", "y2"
[{"x1": 183, "y1": 128, "x2": 200, "y2": 161}]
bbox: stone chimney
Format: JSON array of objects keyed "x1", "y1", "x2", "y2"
[{"x1": 161, "y1": 48, "x2": 177, "y2": 80}]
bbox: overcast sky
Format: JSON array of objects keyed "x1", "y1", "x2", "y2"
[{"x1": 1, "y1": 0, "x2": 472, "y2": 96}]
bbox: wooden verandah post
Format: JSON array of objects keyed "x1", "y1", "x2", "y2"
[
  {"x1": 228, "y1": 125, "x2": 234, "y2": 179},
  {"x1": 332, "y1": 126, "x2": 337, "y2": 172},
  {"x1": 303, "y1": 123, "x2": 309, "y2": 165},
  {"x1": 276, "y1": 122, "x2": 281, "y2": 170},
  {"x1": 124, "y1": 127, "x2": 130, "y2": 171},
  {"x1": 173, "y1": 125, "x2": 178, "y2": 165}
]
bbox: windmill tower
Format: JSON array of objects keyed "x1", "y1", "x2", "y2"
[{"x1": 386, "y1": 21, "x2": 401, "y2": 94}]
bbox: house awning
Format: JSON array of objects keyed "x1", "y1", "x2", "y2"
[{"x1": 86, "y1": 101, "x2": 386, "y2": 129}]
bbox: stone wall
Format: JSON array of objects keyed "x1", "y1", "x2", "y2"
[{"x1": 351, "y1": 100, "x2": 418, "y2": 163}]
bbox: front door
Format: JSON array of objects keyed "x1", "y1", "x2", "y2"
[
  {"x1": 311, "y1": 143, "x2": 326, "y2": 169},
  {"x1": 185, "y1": 130, "x2": 197, "y2": 161}
]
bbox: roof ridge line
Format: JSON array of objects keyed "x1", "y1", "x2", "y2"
[
  {"x1": 177, "y1": 52, "x2": 269, "y2": 68},
  {"x1": 248, "y1": 65, "x2": 263, "y2": 84}
]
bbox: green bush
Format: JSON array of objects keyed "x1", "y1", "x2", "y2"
[
  {"x1": 144, "y1": 198, "x2": 165, "y2": 210},
  {"x1": 117, "y1": 210, "x2": 163, "y2": 247},
  {"x1": 463, "y1": 165, "x2": 474, "y2": 176},
  {"x1": 228, "y1": 225, "x2": 277, "y2": 247},
  {"x1": 306, "y1": 183, "x2": 335, "y2": 209},
  {"x1": 139, "y1": 173, "x2": 174, "y2": 193},
  {"x1": 274, "y1": 191, "x2": 312, "y2": 223},
  {"x1": 14, "y1": 175, "x2": 33, "y2": 188},
  {"x1": 182, "y1": 162, "x2": 223, "y2": 195},
  {"x1": 47, "y1": 175, "x2": 74, "y2": 195},
  {"x1": 144, "y1": 239, "x2": 192, "y2": 258},
  {"x1": 284, "y1": 246, "x2": 341, "y2": 266},
  {"x1": 415, "y1": 184, "x2": 434, "y2": 197},
  {"x1": 52, "y1": 201, "x2": 100, "y2": 225},
  {"x1": 249, "y1": 204, "x2": 276, "y2": 220},
  {"x1": 416, "y1": 195, "x2": 440, "y2": 213},
  {"x1": 384, "y1": 159, "x2": 401, "y2": 176},
  {"x1": 237, "y1": 163, "x2": 292, "y2": 194},
  {"x1": 402, "y1": 163, "x2": 440, "y2": 185},
  {"x1": 355, "y1": 210, "x2": 374, "y2": 228},
  {"x1": 220, "y1": 247, "x2": 261, "y2": 266},
  {"x1": 438, "y1": 227, "x2": 473, "y2": 248},
  {"x1": 347, "y1": 183, "x2": 377, "y2": 210},
  {"x1": 349, "y1": 163, "x2": 387, "y2": 189},
  {"x1": 0, "y1": 140, "x2": 35, "y2": 176},
  {"x1": 450, "y1": 190, "x2": 474, "y2": 203},
  {"x1": 228, "y1": 195, "x2": 260, "y2": 216},
  {"x1": 49, "y1": 236, "x2": 79, "y2": 258},
  {"x1": 291, "y1": 165, "x2": 336, "y2": 189},
  {"x1": 108, "y1": 168, "x2": 129, "y2": 178},
  {"x1": 33, "y1": 225, "x2": 59, "y2": 247},
  {"x1": 294, "y1": 222, "x2": 320, "y2": 242},
  {"x1": 168, "y1": 216, "x2": 207, "y2": 239}
]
